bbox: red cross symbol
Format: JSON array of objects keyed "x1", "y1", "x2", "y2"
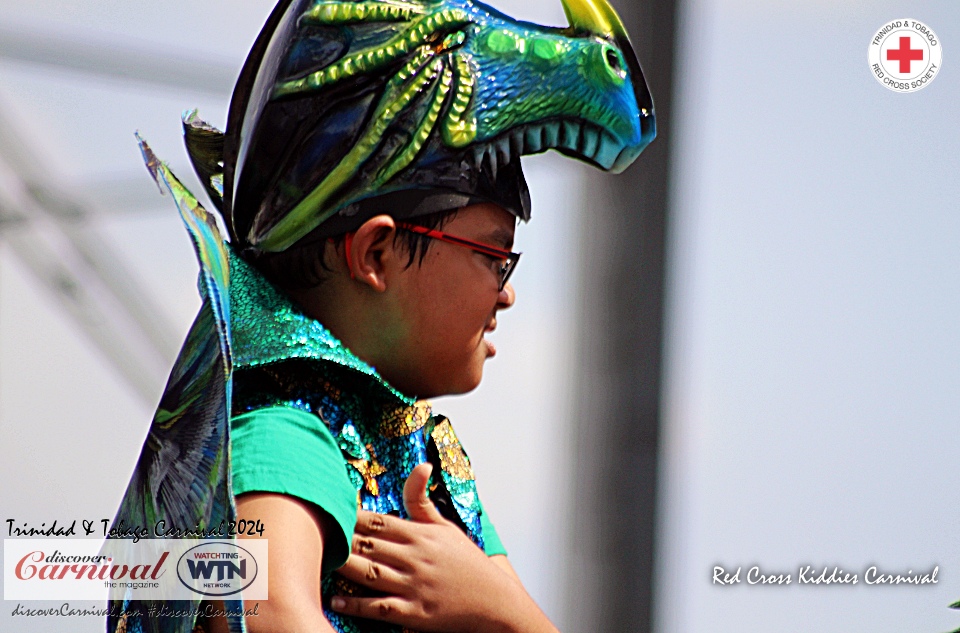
[{"x1": 887, "y1": 36, "x2": 924, "y2": 73}]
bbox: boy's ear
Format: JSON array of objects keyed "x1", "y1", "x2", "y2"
[{"x1": 346, "y1": 215, "x2": 399, "y2": 293}]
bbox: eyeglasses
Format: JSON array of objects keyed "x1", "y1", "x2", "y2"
[{"x1": 397, "y1": 222, "x2": 521, "y2": 291}]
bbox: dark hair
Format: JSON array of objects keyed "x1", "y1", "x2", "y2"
[{"x1": 250, "y1": 207, "x2": 459, "y2": 291}]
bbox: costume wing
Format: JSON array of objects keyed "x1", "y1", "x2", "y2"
[{"x1": 106, "y1": 137, "x2": 242, "y2": 633}]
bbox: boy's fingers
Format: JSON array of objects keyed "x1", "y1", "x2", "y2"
[
  {"x1": 354, "y1": 511, "x2": 424, "y2": 546},
  {"x1": 330, "y1": 594, "x2": 415, "y2": 625},
  {"x1": 337, "y1": 555, "x2": 406, "y2": 593},
  {"x1": 349, "y1": 534, "x2": 414, "y2": 571},
  {"x1": 403, "y1": 463, "x2": 444, "y2": 524},
  {"x1": 354, "y1": 510, "x2": 388, "y2": 533}
]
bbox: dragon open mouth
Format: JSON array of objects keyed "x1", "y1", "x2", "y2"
[{"x1": 470, "y1": 116, "x2": 651, "y2": 177}]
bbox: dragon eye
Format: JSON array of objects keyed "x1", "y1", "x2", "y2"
[
  {"x1": 605, "y1": 48, "x2": 622, "y2": 73},
  {"x1": 602, "y1": 44, "x2": 627, "y2": 81},
  {"x1": 585, "y1": 42, "x2": 627, "y2": 86}
]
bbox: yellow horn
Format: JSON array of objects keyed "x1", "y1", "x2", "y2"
[{"x1": 561, "y1": 0, "x2": 629, "y2": 40}]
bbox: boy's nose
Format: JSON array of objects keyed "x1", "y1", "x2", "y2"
[{"x1": 497, "y1": 282, "x2": 516, "y2": 310}]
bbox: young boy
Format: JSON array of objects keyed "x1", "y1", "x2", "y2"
[{"x1": 109, "y1": 0, "x2": 655, "y2": 631}]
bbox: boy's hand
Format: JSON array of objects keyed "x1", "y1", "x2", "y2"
[{"x1": 330, "y1": 464, "x2": 559, "y2": 633}]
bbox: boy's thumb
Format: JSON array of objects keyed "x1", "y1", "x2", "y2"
[{"x1": 403, "y1": 463, "x2": 444, "y2": 523}]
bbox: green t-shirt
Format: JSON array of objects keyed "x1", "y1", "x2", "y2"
[{"x1": 231, "y1": 405, "x2": 506, "y2": 571}]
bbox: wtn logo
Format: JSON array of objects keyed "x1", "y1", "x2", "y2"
[
  {"x1": 176, "y1": 542, "x2": 259, "y2": 597},
  {"x1": 185, "y1": 557, "x2": 247, "y2": 581}
]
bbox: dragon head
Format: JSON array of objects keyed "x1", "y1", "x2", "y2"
[
  {"x1": 210, "y1": 0, "x2": 655, "y2": 252},
  {"x1": 457, "y1": 0, "x2": 653, "y2": 173}
]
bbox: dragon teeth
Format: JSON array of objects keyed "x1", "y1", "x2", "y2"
[
  {"x1": 497, "y1": 121, "x2": 620, "y2": 166},
  {"x1": 581, "y1": 126, "x2": 600, "y2": 160},
  {"x1": 487, "y1": 120, "x2": 623, "y2": 166},
  {"x1": 487, "y1": 146, "x2": 499, "y2": 180},
  {"x1": 510, "y1": 131, "x2": 524, "y2": 156},
  {"x1": 560, "y1": 121, "x2": 580, "y2": 150},
  {"x1": 524, "y1": 127, "x2": 542, "y2": 153},
  {"x1": 595, "y1": 131, "x2": 620, "y2": 169},
  {"x1": 495, "y1": 137, "x2": 511, "y2": 164},
  {"x1": 472, "y1": 146, "x2": 485, "y2": 171},
  {"x1": 543, "y1": 122, "x2": 560, "y2": 147}
]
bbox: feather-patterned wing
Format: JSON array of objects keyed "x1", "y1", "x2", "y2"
[{"x1": 106, "y1": 137, "x2": 239, "y2": 633}]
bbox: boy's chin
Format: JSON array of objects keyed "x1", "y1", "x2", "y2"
[{"x1": 421, "y1": 364, "x2": 485, "y2": 399}]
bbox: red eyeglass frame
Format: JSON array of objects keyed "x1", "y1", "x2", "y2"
[{"x1": 397, "y1": 222, "x2": 521, "y2": 290}]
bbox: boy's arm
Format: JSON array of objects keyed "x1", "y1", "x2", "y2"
[
  {"x1": 489, "y1": 554, "x2": 523, "y2": 584},
  {"x1": 330, "y1": 464, "x2": 561, "y2": 633},
  {"x1": 236, "y1": 492, "x2": 339, "y2": 633}
]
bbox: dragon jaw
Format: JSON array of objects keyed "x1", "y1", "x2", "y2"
[{"x1": 462, "y1": 1, "x2": 656, "y2": 175}]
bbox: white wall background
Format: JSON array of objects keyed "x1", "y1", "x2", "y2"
[{"x1": 659, "y1": 0, "x2": 960, "y2": 631}]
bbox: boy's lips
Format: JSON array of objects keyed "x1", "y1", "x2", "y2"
[{"x1": 484, "y1": 319, "x2": 498, "y2": 356}]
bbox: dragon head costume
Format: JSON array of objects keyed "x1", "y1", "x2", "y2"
[{"x1": 186, "y1": 0, "x2": 655, "y2": 253}]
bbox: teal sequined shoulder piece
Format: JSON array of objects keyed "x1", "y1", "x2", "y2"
[{"x1": 227, "y1": 247, "x2": 413, "y2": 405}]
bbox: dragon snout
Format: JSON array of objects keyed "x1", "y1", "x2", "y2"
[{"x1": 609, "y1": 32, "x2": 656, "y2": 173}]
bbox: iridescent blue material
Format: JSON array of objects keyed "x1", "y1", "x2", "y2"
[{"x1": 229, "y1": 244, "x2": 410, "y2": 403}]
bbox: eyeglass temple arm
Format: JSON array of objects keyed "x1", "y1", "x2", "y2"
[{"x1": 397, "y1": 223, "x2": 513, "y2": 260}]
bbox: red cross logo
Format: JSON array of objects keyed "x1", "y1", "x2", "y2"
[{"x1": 886, "y1": 36, "x2": 924, "y2": 73}]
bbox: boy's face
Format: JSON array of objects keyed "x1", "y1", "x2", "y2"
[{"x1": 386, "y1": 202, "x2": 517, "y2": 398}]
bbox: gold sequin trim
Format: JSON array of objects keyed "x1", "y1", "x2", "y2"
[
  {"x1": 346, "y1": 443, "x2": 387, "y2": 496},
  {"x1": 379, "y1": 400, "x2": 432, "y2": 438},
  {"x1": 430, "y1": 418, "x2": 475, "y2": 481}
]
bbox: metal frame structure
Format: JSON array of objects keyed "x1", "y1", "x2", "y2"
[
  {"x1": 0, "y1": 23, "x2": 233, "y2": 403},
  {"x1": 567, "y1": 0, "x2": 677, "y2": 630}
]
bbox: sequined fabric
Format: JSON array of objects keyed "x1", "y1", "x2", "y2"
[
  {"x1": 229, "y1": 250, "x2": 485, "y2": 633},
  {"x1": 230, "y1": 248, "x2": 409, "y2": 403}
]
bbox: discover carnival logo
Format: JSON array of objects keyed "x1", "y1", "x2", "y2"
[
  {"x1": 3, "y1": 539, "x2": 268, "y2": 601},
  {"x1": 869, "y1": 19, "x2": 942, "y2": 93}
]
